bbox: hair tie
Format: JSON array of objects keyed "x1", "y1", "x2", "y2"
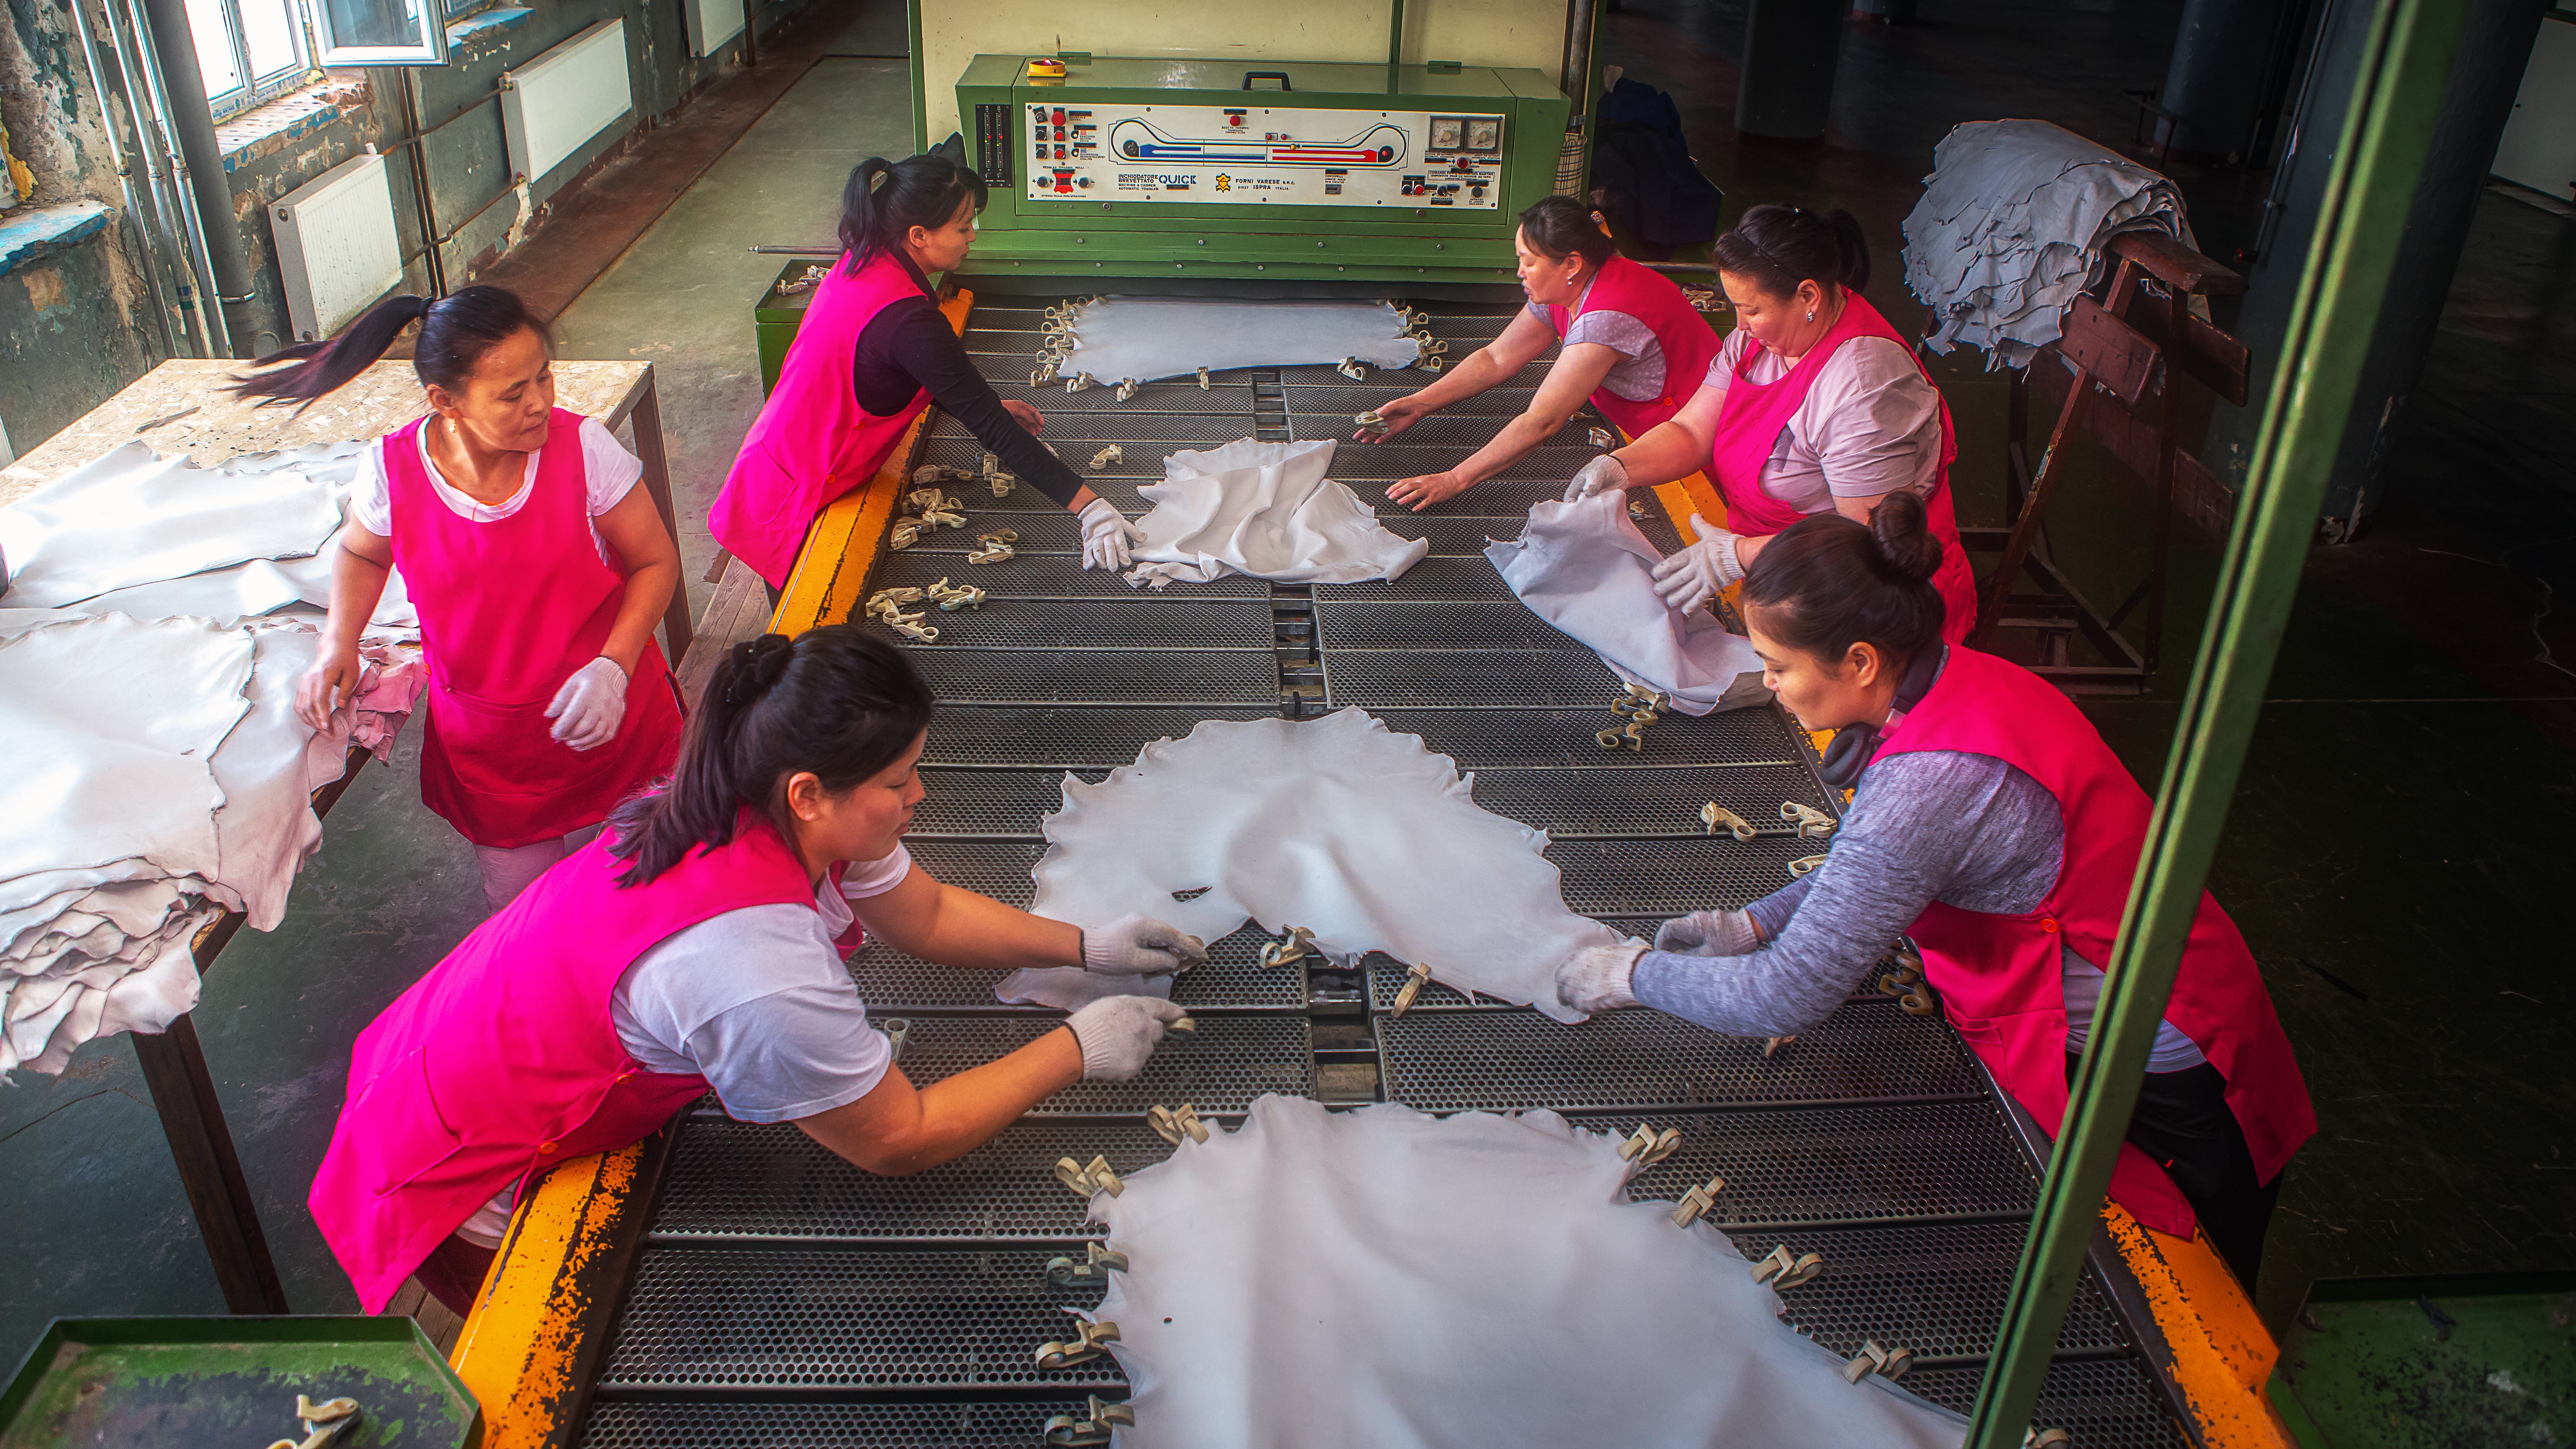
[{"x1": 724, "y1": 634, "x2": 794, "y2": 708}]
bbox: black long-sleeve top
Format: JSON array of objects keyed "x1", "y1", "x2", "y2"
[{"x1": 853, "y1": 257, "x2": 1088, "y2": 508}]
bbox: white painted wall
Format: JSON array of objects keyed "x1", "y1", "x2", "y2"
[
  {"x1": 2491, "y1": 14, "x2": 2576, "y2": 200},
  {"x1": 914, "y1": 0, "x2": 1575, "y2": 150}
]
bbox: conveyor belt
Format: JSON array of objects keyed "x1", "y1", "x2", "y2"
[{"x1": 572, "y1": 298, "x2": 2195, "y2": 1449}]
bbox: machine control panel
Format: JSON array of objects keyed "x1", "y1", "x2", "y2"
[{"x1": 1023, "y1": 102, "x2": 1505, "y2": 208}]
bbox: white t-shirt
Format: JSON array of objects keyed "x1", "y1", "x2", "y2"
[
  {"x1": 1530, "y1": 277, "x2": 1667, "y2": 401},
  {"x1": 349, "y1": 416, "x2": 641, "y2": 566},
  {"x1": 452, "y1": 843, "x2": 915, "y2": 1249},
  {"x1": 1706, "y1": 330, "x2": 1944, "y2": 514}
]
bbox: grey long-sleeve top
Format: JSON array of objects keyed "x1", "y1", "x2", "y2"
[{"x1": 1629, "y1": 707, "x2": 2207, "y2": 1069}]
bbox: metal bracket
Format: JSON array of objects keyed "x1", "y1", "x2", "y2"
[
  {"x1": 1390, "y1": 961, "x2": 1433, "y2": 1016},
  {"x1": 1762, "y1": 1035, "x2": 1796, "y2": 1058},
  {"x1": 1257, "y1": 926, "x2": 1316, "y2": 968},
  {"x1": 1148, "y1": 1103, "x2": 1209, "y2": 1145},
  {"x1": 1035, "y1": 1319, "x2": 1122, "y2": 1370},
  {"x1": 1670, "y1": 1173, "x2": 1727, "y2": 1226},
  {"x1": 1701, "y1": 803, "x2": 1756, "y2": 842},
  {"x1": 1617, "y1": 1123, "x2": 1683, "y2": 1165},
  {"x1": 1752, "y1": 1244, "x2": 1825, "y2": 1289},
  {"x1": 1089, "y1": 445, "x2": 1123, "y2": 470},
  {"x1": 1841, "y1": 1338, "x2": 1915, "y2": 1384},
  {"x1": 1787, "y1": 854, "x2": 1828, "y2": 879},
  {"x1": 1042, "y1": 1395, "x2": 1136, "y2": 1445},
  {"x1": 1045, "y1": 1241, "x2": 1130, "y2": 1288},
  {"x1": 2023, "y1": 1430, "x2": 2073, "y2": 1448},
  {"x1": 1054, "y1": 1154, "x2": 1124, "y2": 1200}
]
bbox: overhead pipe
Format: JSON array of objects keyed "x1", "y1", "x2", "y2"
[
  {"x1": 1559, "y1": 0, "x2": 1597, "y2": 116},
  {"x1": 117, "y1": 0, "x2": 225, "y2": 355},
  {"x1": 136, "y1": 0, "x2": 257, "y2": 354},
  {"x1": 93, "y1": 0, "x2": 206, "y2": 355},
  {"x1": 62, "y1": 0, "x2": 184, "y2": 361}
]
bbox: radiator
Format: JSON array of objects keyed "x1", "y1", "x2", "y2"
[
  {"x1": 684, "y1": 0, "x2": 743, "y2": 57},
  {"x1": 267, "y1": 150, "x2": 404, "y2": 343},
  {"x1": 500, "y1": 17, "x2": 633, "y2": 190}
]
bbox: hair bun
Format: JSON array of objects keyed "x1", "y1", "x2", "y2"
[
  {"x1": 1866, "y1": 490, "x2": 1943, "y2": 584},
  {"x1": 724, "y1": 632, "x2": 796, "y2": 707}
]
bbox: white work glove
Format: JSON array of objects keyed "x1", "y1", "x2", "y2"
[
  {"x1": 1655, "y1": 910, "x2": 1762, "y2": 958},
  {"x1": 1065, "y1": 995, "x2": 1193, "y2": 1081},
  {"x1": 1563, "y1": 453, "x2": 1630, "y2": 503},
  {"x1": 1078, "y1": 497, "x2": 1147, "y2": 571},
  {"x1": 1649, "y1": 515, "x2": 1746, "y2": 613},
  {"x1": 1081, "y1": 913, "x2": 1211, "y2": 976},
  {"x1": 544, "y1": 656, "x2": 628, "y2": 751},
  {"x1": 1555, "y1": 943, "x2": 1647, "y2": 1015}
]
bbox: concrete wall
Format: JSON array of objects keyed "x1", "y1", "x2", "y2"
[{"x1": 1, "y1": 0, "x2": 803, "y2": 460}]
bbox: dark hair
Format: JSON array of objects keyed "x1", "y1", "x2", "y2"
[
  {"x1": 839, "y1": 153, "x2": 988, "y2": 273},
  {"x1": 1740, "y1": 489, "x2": 1945, "y2": 669},
  {"x1": 1712, "y1": 203, "x2": 1870, "y2": 299},
  {"x1": 226, "y1": 285, "x2": 552, "y2": 408},
  {"x1": 1516, "y1": 194, "x2": 1616, "y2": 267},
  {"x1": 606, "y1": 626, "x2": 937, "y2": 887}
]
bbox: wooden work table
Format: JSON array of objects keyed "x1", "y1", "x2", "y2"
[{"x1": 3, "y1": 357, "x2": 685, "y2": 1316}]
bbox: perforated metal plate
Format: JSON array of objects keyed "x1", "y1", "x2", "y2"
[
  {"x1": 849, "y1": 926, "x2": 1309, "y2": 1012},
  {"x1": 1316, "y1": 443, "x2": 1599, "y2": 483},
  {"x1": 917, "y1": 435, "x2": 1248, "y2": 482},
  {"x1": 906, "y1": 767, "x2": 1070, "y2": 838},
  {"x1": 1316, "y1": 599, "x2": 1589, "y2": 653},
  {"x1": 1280, "y1": 378, "x2": 1548, "y2": 408},
  {"x1": 888, "y1": 507, "x2": 1085, "y2": 552},
  {"x1": 889, "y1": 1012, "x2": 1313, "y2": 1114},
  {"x1": 1726, "y1": 1220, "x2": 2126, "y2": 1360},
  {"x1": 1323, "y1": 650, "x2": 1623, "y2": 708},
  {"x1": 1614, "y1": 1100, "x2": 2032, "y2": 1227},
  {"x1": 1359, "y1": 706, "x2": 1814, "y2": 770},
  {"x1": 981, "y1": 381, "x2": 1261, "y2": 412},
  {"x1": 1286, "y1": 413, "x2": 1583, "y2": 450},
  {"x1": 1467, "y1": 765, "x2": 1838, "y2": 837},
  {"x1": 579, "y1": 1398, "x2": 1113, "y2": 1449},
  {"x1": 1376, "y1": 1002, "x2": 1977, "y2": 1112},
  {"x1": 655, "y1": 1118, "x2": 1173, "y2": 1241},
  {"x1": 603, "y1": 1246, "x2": 1121, "y2": 1390},
  {"x1": 856, "y1": 598, "x2": 1275, "y2": 651},
  {"x1": 920, "y1": 707, "x2": 1281, "y2": 768},
  {"x1": 1900, "y1": 1358, "x2": 2192, "y2": 1449},
  {"x1": 901, "y1": 841, "x2": 1043, "y2": 906},
  {"x1": 933, "y1": 411, "x2": 1260, "y2": 445},
  {"x1": 1550, "y1": 835, "x2": 1837, "y2": 916},
  {"x1": 866, "y1": 550, "x2": 1272, "y2": 597},
  {"x1": 1314, "y1": 556, "x2": 1518, "y2": 601},
  {"x1": 908, "y1": 651, "x2": 1278, "y2": 704}
]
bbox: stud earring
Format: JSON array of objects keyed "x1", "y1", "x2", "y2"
[{"x1": 1806, "y1": 309, "x2": 1816, "y2": 322}]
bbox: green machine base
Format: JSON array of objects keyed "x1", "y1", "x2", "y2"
[
  {"x1": 955, "y1": 55, "x2": 1570, "y2": 288},
  {"x1": 2267, "y1": 1272, "x2": 2576, "y2": 1447}
]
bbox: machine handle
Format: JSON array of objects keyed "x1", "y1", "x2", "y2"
[{"x1": 1242, "y1": 71, "x2": 1292, "y2": 91}]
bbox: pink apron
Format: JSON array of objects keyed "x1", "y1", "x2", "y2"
[
  {"x1": 712, "y1": 251, "x2": 937, "y2": 587},
  {"x1": 387, "y1": 408, "x2": 684, "y2": 849},
  {"x1": 1876, "y1": 646, "x2": 2315, "y2": 1236},
  {"x1": 308, "y1": 813, "x2": 820, "y2": 1312},
  {"x1": 1706, "y1": 293, "x2": 1980, "y2": 642},
  {"x1": 1543, "y1": 253, "x2": 1722, "y2": 441}
]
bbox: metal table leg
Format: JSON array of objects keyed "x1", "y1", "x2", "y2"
[
  {"x1": 626, "y1": 376, "x2": 696, "y2": 664},
  {"x1": 131, "y1": 1016, "x2": 290, "y2": 1314}
]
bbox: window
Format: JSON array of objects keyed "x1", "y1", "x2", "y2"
[
  {"x1": 306, "y1": 0, "x2": 448, "y2": 70},
  {"x1": 184, "y1": 0, "x2": 310, "y2": 122}
]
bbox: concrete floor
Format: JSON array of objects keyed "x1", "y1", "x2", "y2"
[{"x1": 5, "y1": 0, "x2": 2567, "y2": 1369}]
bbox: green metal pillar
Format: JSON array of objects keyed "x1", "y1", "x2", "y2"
[{"x1": 1962, "y1": 0, "x2": 2473, "y2": 1443}]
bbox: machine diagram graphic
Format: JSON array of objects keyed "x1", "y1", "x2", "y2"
[
  {"x1": 1026, "y1": 102, "x2": 1504, "y2": 209},
  {"x1": 1110, "y1": 117, "x2": 1408, "y2": 169}
]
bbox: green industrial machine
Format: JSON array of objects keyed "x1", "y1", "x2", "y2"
[{"x1": 953, "y1": 55, "x2": 1569, "y2": 290}]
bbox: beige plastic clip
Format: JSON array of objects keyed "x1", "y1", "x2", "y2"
[
  {"x1": 913, "y1": 464, "x2": 973, "y2": 486},
  {"x1": 1065, "y1": 371, "x2": 1096, "y2": 394},
  {"x1": 1257, "y1": 926, "x2": 1316, "y2": 968},
  {"x1": 888, "y1": 616, "x2": 938, "y2": 644},
  {"x1": 1781, "y1": 800, "x2": 1836, "y2": 838},
  {"x1": 1670, "y1": 1173, "x2": 1728, "y2": 1226},
  {"x1": 1042, "y1": 1394, "x2": 1137, "y2": 1445},
  {"x1": 1029, "y1": 364, "x2": 1057, "y2": 387},
  {"x1": 1336, "y1": 356, "x2": 1367, "y2": 380},
  {"x1": 1841, "y1": 1339, "x2": 1914, "y2": 1383},
  {"x1": 1391, "y1": 961, "x2": 1434, "y2": 1016},
  {"x1": 1752, "y1": 1244, "x2": 1825, "y2": 1289},
  {"x1": 1034, "y1": 1319, "x2": 1122, "y2": 1370},
  {"x1": 1354, "y1": 410, "x2": 1391, "y2": 440},
  {"x1": 1589, "y1": 426, "x2": 1617, "y2": 450},
  {"x1": 927, "y1": 578, "x2": 986, "y2": 612},
  {"x1": 1089, "y1": 445, "x2": 1123, "y2": 470},
  {"x1": 1762, "y1": 1035, "x2": 1796, "y2": 1058},
  {"x1": 2024, "y1": 1431, "x2": 2073, "y2": 1448},
  {"x1": 1054, "y1": 1154, "x2": 1124, "y2": 1200},
  {"x1": 1148, "y1": 1103, "x2": 1210, "y2": 1145},
  {"x1": 864, "y1": 588, "x2": 925, "y2": 620},
  {"x1": 1417, "y1": 354, "x2": 1444, "y2": 372},
  {"x1": 1165, "y1": 1014, "x2": 1196, "y2": 1035},
  {"x1": 1596, "y1": 720, "x2": 1647, "y2": 751},
  {"x1": 888, "y1": 518, "x2": 924, "y2": 550},
  {"x1": 1114, "y1": 378, "x2": 1141, "y2": 402},
  {"x1": 1701, "y1": 804, "x2": 1757, "y2": 842},
  {"x1": 1787, "y1": 854, "x2": 1828, "y2": 879},
  {"x1": 1195, "y1": 366, "x2": 1211, "y2": 390},
  {"x1": 1045, "y1": 1241, "x2": 1130, "y2": 1288},
  {"x1": 1618, "y1": 1123, "x2": 1683, "y2": 1165}
]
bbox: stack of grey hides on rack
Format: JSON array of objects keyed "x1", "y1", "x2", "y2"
[
  {"x1": 1901, "y1": 119, "x2": 2199, "y2": 370},
  {"x1": 0, "y1": 441, "x2": 425, "y2": 1077}
]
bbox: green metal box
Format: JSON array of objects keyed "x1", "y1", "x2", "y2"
[{"x1": 955, "y1": 54, "x2": 1568, "y2": 289}]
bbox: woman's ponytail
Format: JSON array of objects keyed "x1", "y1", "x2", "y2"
[
  {"x1": 834, "y1": 152, "x2": 986, "y2": 273},
  {"x1": 1820, "y1": 207, "x2": 1871, "y2": 294},
  {"x1": 1712, "y1": 202, "x2": 1873, "y2": 299},
  {"x1": 606, "y1": 626, "x2": 935, "y2": 886},
  {"x1": 1740, "y1": 492, "x2": 1946, "y2": 668},
  {"x1": 227, "y1": 293, "x2": 431, "y2": 409}
]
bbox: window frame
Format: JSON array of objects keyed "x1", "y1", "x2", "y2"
[
  {"x1": 196, "y1": 0, "x2": 314, "y2": 124},
  {"x1": 304, "y1": 0, "x2": 449, "y2": 71}
]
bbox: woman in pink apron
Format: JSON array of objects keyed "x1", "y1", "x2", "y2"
[
  {"x1": 233, "y1": 286, "x2": 686, "y2": 911},
  {"x1": 1365, "y1": 195, "x2": 1721, "y2": 512},
  {"x1": 1568, "y1": 204, "x2": 1979, "y2": 641},
  {"x1": 1554, "y1": 494, "x2": 2313, "y2": 1288},
  {"x1": 713, "y1": 151, "x2": 1141, "y2": 590},
  {"x1": 308, "y1": 628, "x2": 1203, "y2": 1314}
]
